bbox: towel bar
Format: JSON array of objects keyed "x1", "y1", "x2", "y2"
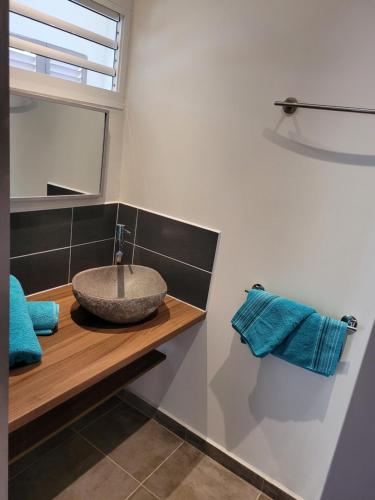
[
  {"x1": 244, "y1": 284, "x2": 358, "y2": 334},
  {"x1": 274, "y1": 97, "x2": 375, "y2": 116}
]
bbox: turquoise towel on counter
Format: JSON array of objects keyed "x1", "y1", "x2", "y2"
[
  {"x1": 28, "y1": 301, "x2": 59, "y2": 336},
  {"x1": 9, "y1": 275, "x2": 42, "y2": 368},
  {"x1": 231, "y1": 289, "x2": 348, "y2": 377}
]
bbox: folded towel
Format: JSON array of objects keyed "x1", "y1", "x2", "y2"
[
  {"x1": 231, "y1": 289, "x2": 347, "y2": 376},
  {"x1": 231, "y1": 289, "x2": 315, "y2": 357},
  {"x1": 9, "y1": 275, "x2": 42, "y2": 368},
  {"x1": 272, "y1": 313, "x2": 347, "y2": 376},
  {"x1": 27, "y1": 301, "x2": 59, "y2": 336}
]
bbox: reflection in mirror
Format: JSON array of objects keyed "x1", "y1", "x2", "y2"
[{"x1": 10, "y1": 93, "x2": 107, "y2": 198}]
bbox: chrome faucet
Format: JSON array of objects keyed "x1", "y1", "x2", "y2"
[{"x1": 115, "y1": 223, "x2": 131, "y2": 265}]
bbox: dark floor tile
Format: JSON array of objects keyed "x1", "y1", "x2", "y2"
[
  {"x1": 70, "y1": 239, "x2": 114, "y2": 280},
  {"x1": 117, "y1": 204, "x2": 137, "y2": 244},
  {"x1": 9, "y1": 433, "x2": 137, "y2": 500},
  {"x1": 133, "y1": 247, "x2": 211, "y2": 309},
  {"x1": 136, "y1": 210, "x2": 218, "y2": 272},
  {"x1": 71, "y1": 396, "x2": 122, "y2": 432},
  {"x1": 53, "y1": 456, "x2": 139, "y2": 500},
  {"x1": 263, "y1": 481, "x2": 295, "y2": 500},
  {"x1": 79, "y1": 403, "x2": 182, "y2": 481},
  {"x1": 9, "y1": 427, "x2": 75, "y2": 479},
  {"x1": 144, "y1": 442, "x2": 203, "y2": 498},
  {"x1": 11, "y1": 248, "x2": 70, "y2": 295},
  {"x1": 152, "y1": 452, "x2": 260, "y2": 500},
  {"x1": 128, "y1": 487, "x2": 157, "y2": 500},
  {"x1": 72, "y1": 204, "x2": 117, "y2": 245},
  {"x1": 11, "y1": 208, "x2": 71, "y2": 257},
  {"x1": 185, "y1": 430, "x2": 263, "y2": 490}
]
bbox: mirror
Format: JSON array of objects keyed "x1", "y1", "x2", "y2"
[{"x1": 10, "y1": 93, "x2": 107, "y2": 199}]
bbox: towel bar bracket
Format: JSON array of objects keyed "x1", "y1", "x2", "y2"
[
  {"x1": 280, "y1": 97, "x2": 298, "y2": 115},
  {"x1": 341, "y1": 315, "x2": 358, "y2": 334},
  {"x1": 243, "y1": 285, "x2": 358, "y2": 333}
]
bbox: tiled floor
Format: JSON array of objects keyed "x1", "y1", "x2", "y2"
[{"x1": 9, "y1": 396, "x2": 272, "y2": 500}]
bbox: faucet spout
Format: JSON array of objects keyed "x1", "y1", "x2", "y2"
[
  {"x1": 115, "y1": 250, "x2": 123, "y2": 265},
  {"x1": 115, "y1": 224, "x2": 131, "y2": 265}
]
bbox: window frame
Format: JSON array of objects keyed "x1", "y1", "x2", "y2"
[{"x1": 9, "y1": 0, "x2": 132, "y2": 110}]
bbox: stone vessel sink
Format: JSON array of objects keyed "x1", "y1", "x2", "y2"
[{"x1": 72, "y1": 265, "x2": 167, "y2": 324}]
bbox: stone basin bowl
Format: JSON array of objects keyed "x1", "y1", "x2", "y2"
[{"x1": 72, "y1": 265, "x2": 167, "y2": 324}]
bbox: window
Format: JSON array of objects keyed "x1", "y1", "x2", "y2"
[
  {"x1": 9, "y1": 0, "x2": 121, "y2": 91},
  {"x1": 10, "y1": 34, "x2": 88, "y2": 84}
]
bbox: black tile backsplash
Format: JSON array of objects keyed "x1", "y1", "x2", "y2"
[
  {"x1": 70, "y1": 239, "x2": 115, "y2": 279},
  {"x1": 71, "y1": 203, "x2": 117, "y2": 245},
  {"x1": 133, "y1": 246, "x2": 212, "y2": 309},
  {"x1": 117, "y1": 204, "x2": 137, "y2": 244},
  {"x1": 11, "y1": 208, "x2": 71, "y2": 257},
  {"x1": 114, "y1": 241, "x2": 133, "y2": 265},
  {"x1": 11, "y1": 249, "x2": 70, "y2": 295},
  {"x1": 136, "y1": 210, "x2": 218, "y2": 272},
  {"x1": 10, "y1": 202, "x2": 219, "y2": 307}
]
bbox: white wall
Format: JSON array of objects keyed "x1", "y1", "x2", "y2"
[{"x1": 120, "y1": 2, "x2": 375, "y2": 499}]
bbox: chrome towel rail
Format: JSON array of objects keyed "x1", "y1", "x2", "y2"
[
  {"x1": 244, "y1": 284, "x2": 358, "y2": 333},
  {"x1": 274, "y1": 97, "x2": 375, "y2": 116}
]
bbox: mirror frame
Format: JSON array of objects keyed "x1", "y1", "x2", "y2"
[{"x1": 10, "y1": 90, "x2": 109, "y2": 202}]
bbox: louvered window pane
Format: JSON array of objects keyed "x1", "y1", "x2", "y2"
[
  {"x1": 9, "y1": 0, "x2": 120, "y2": 91},
  {"x1": 9, "y1": 47, "x2": 36, "y2": 71}
]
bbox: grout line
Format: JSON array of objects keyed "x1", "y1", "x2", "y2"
[
  {"x1": 123, "y1": 485, "x2": 143, "y2": 500},
  {"x1": 73, "y1": 399, "x2": 122, "y2": 433},
  {"x1": 121, "y1": 392, "x2": 294, "y2": 499},
  {"x1": 141, "y1": 484, "x2": 162, "y2": 500},
  {"x1": 134, "y1": 244, "x2": 212, "y2": 274},
  {"x1": 131, "y1": 209, "x2": 139, "y2": 264},
  {"x1": 11, "y1": 238, "x2": 115, "y2": 260},
  {"x1": 9, "y1": 442, "x2": 60, "y2": 481},
  {"x1": 140, "y1": 441, "x2": 184, "y2": 486},
  {"x1": 68, "y1": 207, "x2": 73, "y2": 282},
  {"x1": 71, "y1": 237, "x2": 114, "y2": 248},
  {"x1": 11, "y1": 399, "x2": 122, "y2": 480},
  {"x1": 11, "y1": 246, "x2": 71, "y2": 260},
  {"x1": 75, "y1": 429, "x2": 141, "y2": 486},
  {"x1": 113, "y1": 202, "x2": 120, "y2": 264}
]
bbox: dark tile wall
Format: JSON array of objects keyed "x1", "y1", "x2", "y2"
[
  {"x1": 10, "y1": 202, "x2": 219, "y2": 309},
  {"x1": 117, "y1": 203, "x2": 219, "y2": 310},
  {"x1": 10, "y1": 204, "x2": 117, "y2": 295}
]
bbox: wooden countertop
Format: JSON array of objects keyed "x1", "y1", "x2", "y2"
[{"x1": 9, "y1": 285, "x2": 205, "y2": 432}]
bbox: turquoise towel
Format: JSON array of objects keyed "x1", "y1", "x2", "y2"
[
  {"x1": 9, "y1": 275, "x2": 42, "y2": 368},
  {"x1": 231, "y1": 289, "x2": 347, "y2": 376},
  {"x1": 27, "y1": 301, "x2": 59, "y2": 336},
  {"x1": 273, "y1": 313, "x2": 347, "y2": 376}
]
